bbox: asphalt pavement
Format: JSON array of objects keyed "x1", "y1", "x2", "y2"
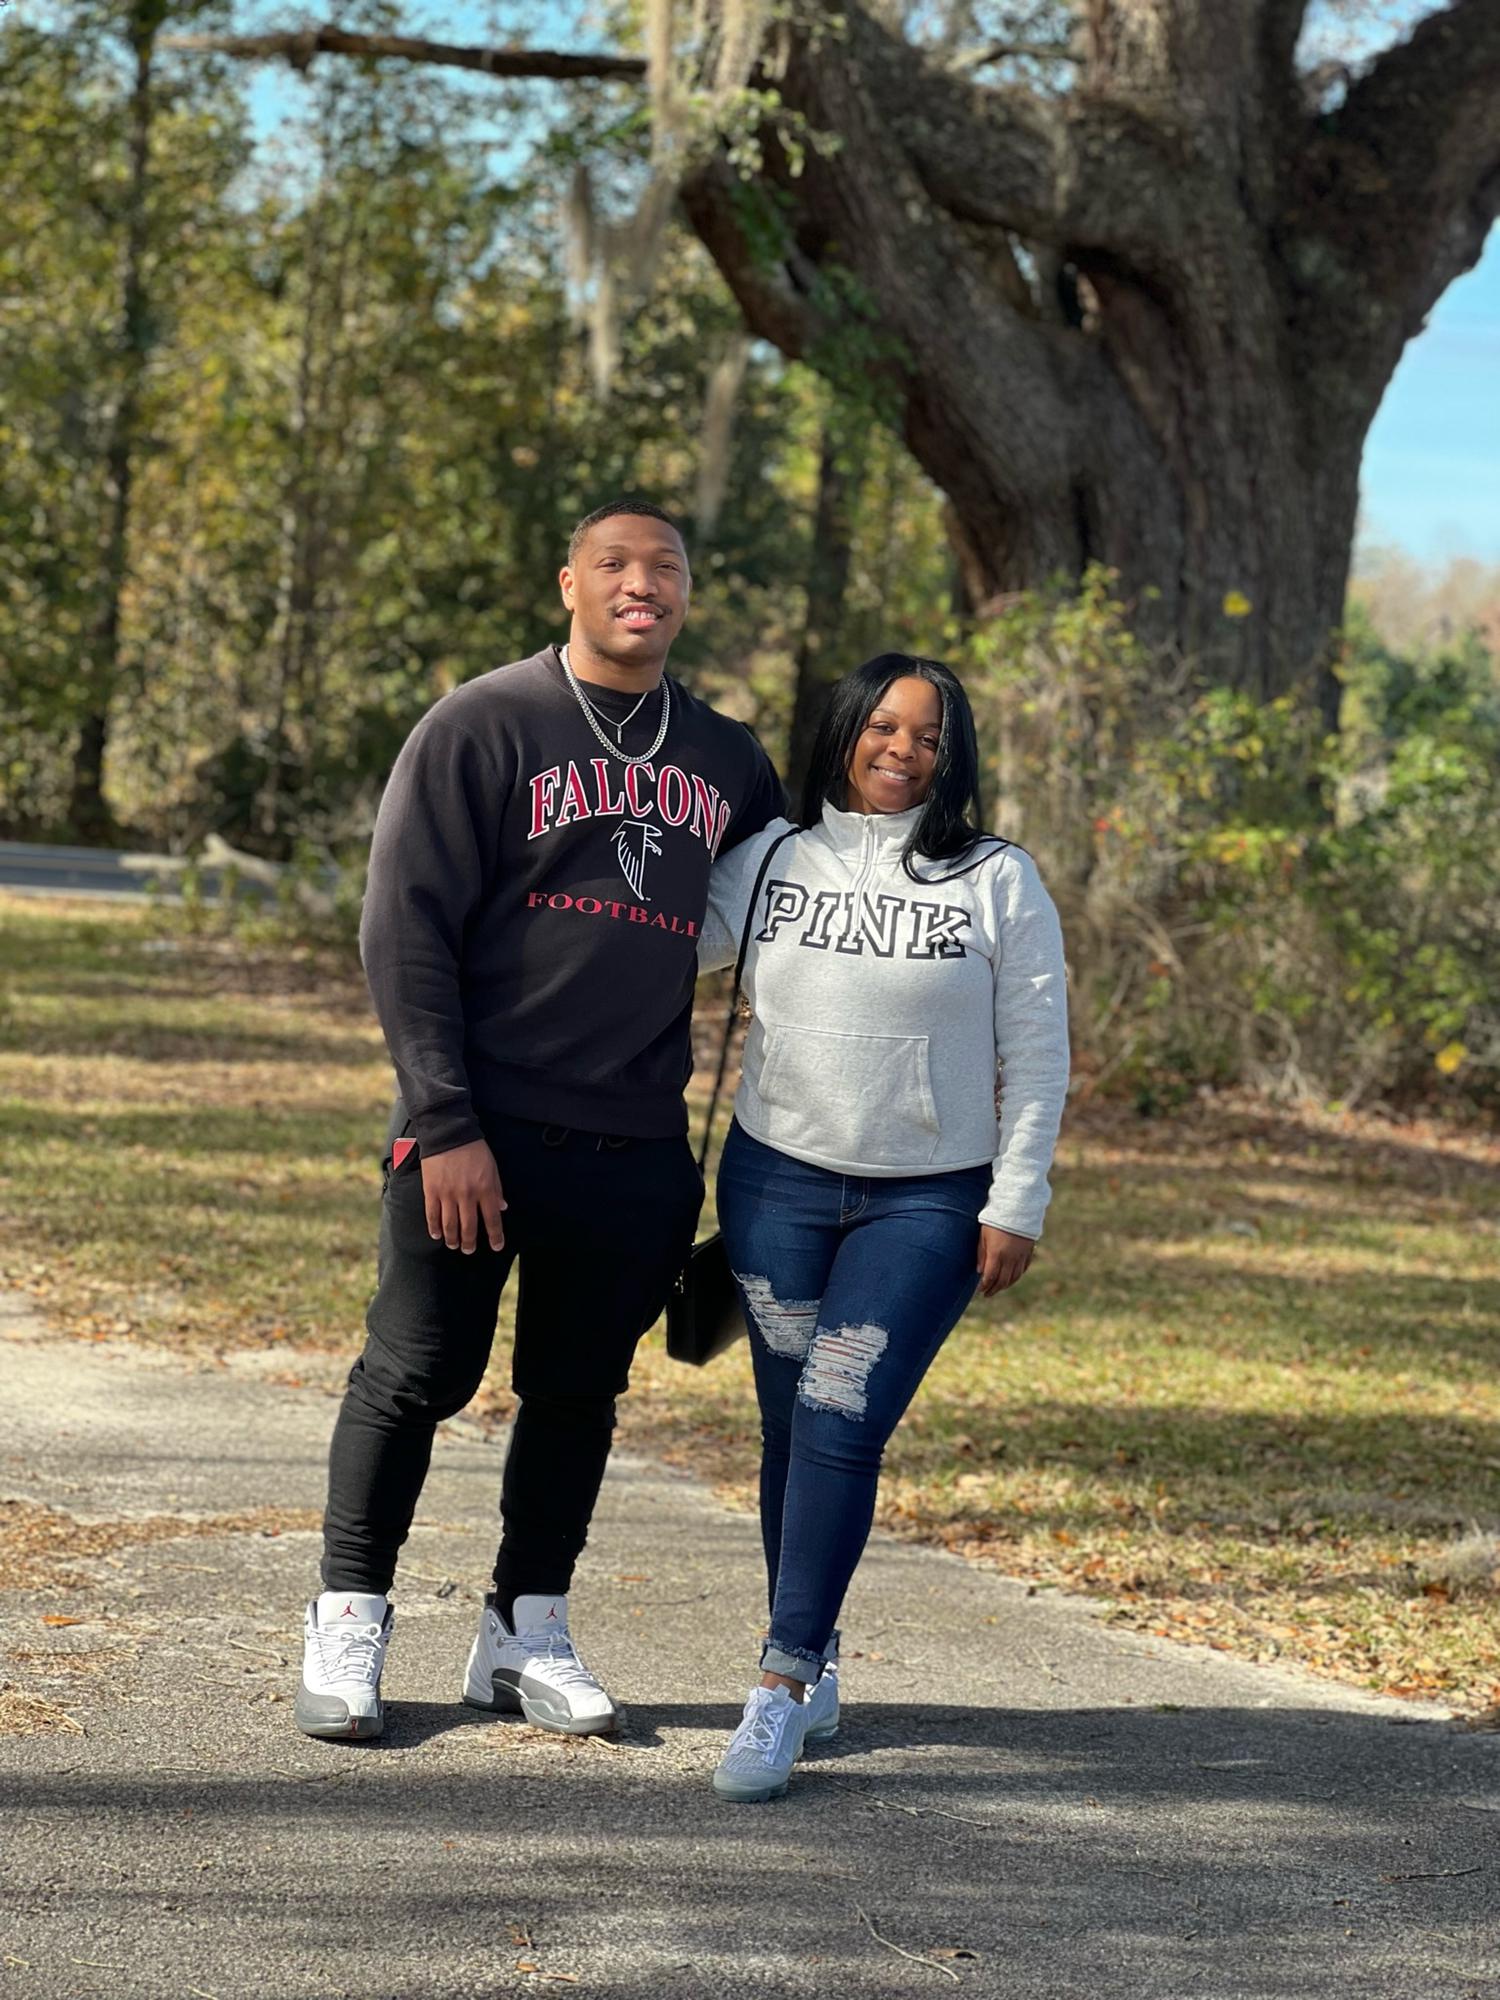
[
  {"x1": 2, "y1": 1290, "x2": 1497, "y2": 1999},
  {"x1": 0, "y1": 841, "x2": 267, "y2": 904}
]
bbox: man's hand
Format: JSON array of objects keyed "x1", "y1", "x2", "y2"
[
  {"x1": 421, "y1": 1139, "x2": 507, "y2": 1254},
  {"x1": 977, "y1": 1225, "x2": 1034, "y2": 1298}
]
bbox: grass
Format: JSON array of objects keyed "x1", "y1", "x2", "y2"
[{"x1": 3, "y1": 892, "x2": 1498, "y2": 1712}]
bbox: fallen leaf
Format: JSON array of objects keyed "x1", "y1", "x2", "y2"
[{"x1": 42, "y1": 1616, "x2": 85, "y2": 1628}]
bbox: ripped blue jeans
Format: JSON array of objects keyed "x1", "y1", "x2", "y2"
[{"x1": 716, "y1": 1120, "x2": 989, "y2": 1679}]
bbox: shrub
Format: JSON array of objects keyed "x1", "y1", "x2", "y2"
[{"x1": 962, "y1": 571, "x2": 1499, "y2": 1114}]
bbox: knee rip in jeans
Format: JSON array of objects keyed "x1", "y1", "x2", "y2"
[
  {"x1": 799, "y1": 1321, "x2": 889, "y2": 1420},
  {"x1": 735, "y1": 1273, "x2": 818, "y2": 1359}
]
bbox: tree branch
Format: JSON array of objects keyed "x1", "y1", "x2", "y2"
[
  {"x1": 1336, "y1": 0, "x2": 1500, "y2": 215},
  {"x1": 1297, "y1": 0, "x2": 1500, "y2": 329},
  {"x1": 946, "y1": 40, "x2": 1082, "y2": 72},
  {"x1": 162, "y1": 26, "x2": 646, "y2": 84},
  {"x1": 817, "y1": 14, "x2": 1065, "y2": 239},
  {"x1": 1256, "y1": 0, "x2": 1311, "y2": 103},
  {"x1": 768, "y1": 7, "x2": 1196, "y2": 282},
  {"x1": 1339, "y1": 0, "x2": 1500, "y2": 135},
  {"x1": 831, "y1": 9, "x2": 1071, "y2": 244},
  {"x1": 170, "y1": 8, "x2": 1180, "y2": 273},
  {"x1": 677, "y1": 155, "x2": 829, "y2": 364},
  {"x1": 685, "y1": 15, "x2": 1151, "y2": 524}
]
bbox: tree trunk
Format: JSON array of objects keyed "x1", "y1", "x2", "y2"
[
  {"x1": 190, "y1": 1, "x2": 1500, "y2": 727},
  {"x1": 69, "y1": 0, "x2": 165, "y2": 841},
  {"x1": 259, "y1": 106, "x2": 371, "y2": 853},
  {"x1": 930, "y1": 311, "x2": 1365, "y2": 731},
  {"x1": 785, "y1": 412, "x2": 864, "y2": 800},
  {"x1": 679, "y1": 1, "x2": 1500, "y2": 729}
]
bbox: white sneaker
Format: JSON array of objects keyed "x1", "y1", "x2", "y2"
[
  {"x1": 294, "y1": 1591, "x2": 392, "y2": 1741},
  {"x1": 462, "y1": 1592, "x2": 618, "y2": 1735},
  {"x1": 804, "y1": 1654, "x2": 839, "y2": 1742},
  {"x1": 712, "y1": 1685, "x2": 811, "y2": 1802}
]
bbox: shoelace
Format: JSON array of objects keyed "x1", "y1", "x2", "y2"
[
  {"x1": 315, "y1": 1620, "x2": 384, "y2": 1685},
  {"x1": 731, "y1": 1695, "x2": 789, "y2": 1759},
  {"x1": 517, "y1": 1626, "x2": 599, "y2": 1691}
]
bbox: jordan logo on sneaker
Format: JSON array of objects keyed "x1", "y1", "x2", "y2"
[
  {"x1": 546, "y1": 1603, "x2": 559, "y2": 1621},
  {"x1": 340, "y1": 1601, "x2": 357, "y2": 1617}
]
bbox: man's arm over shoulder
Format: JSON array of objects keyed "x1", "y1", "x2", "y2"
[
  {"x1": 700, "y1": 815, "x2": 797, "y2": 974},
  {"x1": 359, "y1": 700, "x2": 506, "y2": 1157},
  {"x1": 719, "y1": 726, "x2": 787, "y2": 855}
]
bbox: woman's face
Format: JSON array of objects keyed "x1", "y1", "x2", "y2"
[{"x1": 844, "y1": 675, "x2": 943, "y2": 816}]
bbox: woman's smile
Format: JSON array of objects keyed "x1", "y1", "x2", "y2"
[{"x1": 845, "y1": 675, "x2": 943, "y2": 815}]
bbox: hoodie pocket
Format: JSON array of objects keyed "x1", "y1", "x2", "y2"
[{"x1": 755, "y1": 1024, "x2": 941, "y2": 1169}]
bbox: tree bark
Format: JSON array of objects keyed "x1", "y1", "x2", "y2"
[
  {"x1": 680, "y1": 1, "x2": 1499, "y2": 724},
  {"x1": 70, "y1": 0, "x2": 165, "y2": 840},
  {"x1": 785, "y1": 413, "x2": 864, "y2": 801},
  {"x1": 259, "y1": 127, "x2": 371, "y2": 854},
  {"x1": 191, "y1": 3, "x2": 1500, "y2": 723}
]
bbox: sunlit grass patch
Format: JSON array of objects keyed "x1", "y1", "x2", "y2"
[
  {"x1": 624, "y1": 1105, "x2": 1500, "y2": 1709},
  {"x1": 3, "y1": 892, "x2": 1498, "y2": 1709},
  {"x1": 0, "y1": 898, "x2": 388, "y2": 1347}
]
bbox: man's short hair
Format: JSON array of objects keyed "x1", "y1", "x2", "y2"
[{"x1": 568, "y1": 500, "x2": 687, "y2": 567}]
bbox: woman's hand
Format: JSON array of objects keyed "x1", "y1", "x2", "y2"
[{"x1": 976, "y1": 1225, "x2": 1034, "y2": 1297}]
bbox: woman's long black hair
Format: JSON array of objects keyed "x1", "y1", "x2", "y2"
[{"x1": 798, "y1": 652, "x2": 1005, "y2": 882}]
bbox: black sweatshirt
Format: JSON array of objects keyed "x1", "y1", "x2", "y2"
[{"x1": 359, "y1": 645, "x2": 784, "y2": 1153}]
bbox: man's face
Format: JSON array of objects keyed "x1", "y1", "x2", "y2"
[{"x1": 560, "y1": 515, "x2": 691, "y2": 671}]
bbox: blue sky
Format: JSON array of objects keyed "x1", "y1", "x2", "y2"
[
  {"x1": 242, "y1": 2, "x2": 1499, "y2": 565},
  {"x1": 1359, "y1": 239, "x2": 1500, "y2": 561}
]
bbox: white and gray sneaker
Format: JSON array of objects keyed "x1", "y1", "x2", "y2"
[
  {"x1": 804, "y1": 1654, "x2": 839, "y2": 1742},
  {"x1": 294, "y1": 1591, "x2": 392, "y2": 1741},
  {"x1": 712, "y1": 1685, "x2": 811, "y2": 1802},
  {"x1": 462, "y1": 1592, "x2": 618, "y2": 1735}
]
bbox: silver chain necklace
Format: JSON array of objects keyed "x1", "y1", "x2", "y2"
[
  {"x1": 584, "y1": 681, "x2": 651, "y2": 742},
  {"x1": 560, "y1": 645, "x2": 671, "y2": 767}
]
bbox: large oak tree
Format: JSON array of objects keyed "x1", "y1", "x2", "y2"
[{"x1": 186, "y1": 3, "x2": 1500, "y2": 722}]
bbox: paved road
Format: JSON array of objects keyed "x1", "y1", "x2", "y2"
[
  {"x1": 0, "y1": 841, "x2": 236, "y2": 904},
  {"x1": 2, "y1": 1293, "x2": 1496, "y2": 1999}
]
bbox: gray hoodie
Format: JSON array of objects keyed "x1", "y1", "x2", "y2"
[{"x1": 700, "y1": 804, "x2": 1070, "y2": 1239}]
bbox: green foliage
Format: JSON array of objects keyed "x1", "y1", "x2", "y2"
[
  {"x1": 963, "y1": 570, "x2": 1500, "y2": 1112},
  {"x1": 0, "y1": 9, "x2": 839, "y2": 852},
  {"x1": 1, "y1": 7, "x2": 1492, "y2": 1118}
]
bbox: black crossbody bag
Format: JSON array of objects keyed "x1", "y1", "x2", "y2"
[{"x1": 666, "y1": 827, "x2": 797, "y2": 1367}]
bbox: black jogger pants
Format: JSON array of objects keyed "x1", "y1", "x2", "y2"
[{"x1": 321, "y1": 1105, "x2": 703, "y2": 1598}]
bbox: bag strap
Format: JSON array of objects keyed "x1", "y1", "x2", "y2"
[{"x1": 695, "y1": 826, "x2": 798, "y2": 1172}]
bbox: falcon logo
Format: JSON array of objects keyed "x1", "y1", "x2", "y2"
[{"x1": 613, "y1": 822, "x2": 662, "y2": 902}]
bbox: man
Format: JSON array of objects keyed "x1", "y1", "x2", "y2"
[{"x1": 296, "y1": 501, "x2": 783, "y2": 1741}]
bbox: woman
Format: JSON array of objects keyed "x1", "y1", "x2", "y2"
[{"x1": 700, "y1": 653, "x2": 1069, "y2": 1802}]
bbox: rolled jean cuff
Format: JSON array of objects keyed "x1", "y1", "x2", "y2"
[{"x1": 761, "y1": 1639, "x2": 828, "y2": 1678}]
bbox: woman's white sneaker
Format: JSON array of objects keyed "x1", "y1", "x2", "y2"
[
  {"x1": 294, "y1": 1592, "x2": 392, "y2": 1740},
  {"x1": 462, "y1": 1592, "x2": 618, "y2": 1735},
  {"x1": 712, "y1": 1685, "x2": 811, "y2": 1802},
  {"x1": 804, "y1": 1655, "x2": 839, "y2": 1741}
]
